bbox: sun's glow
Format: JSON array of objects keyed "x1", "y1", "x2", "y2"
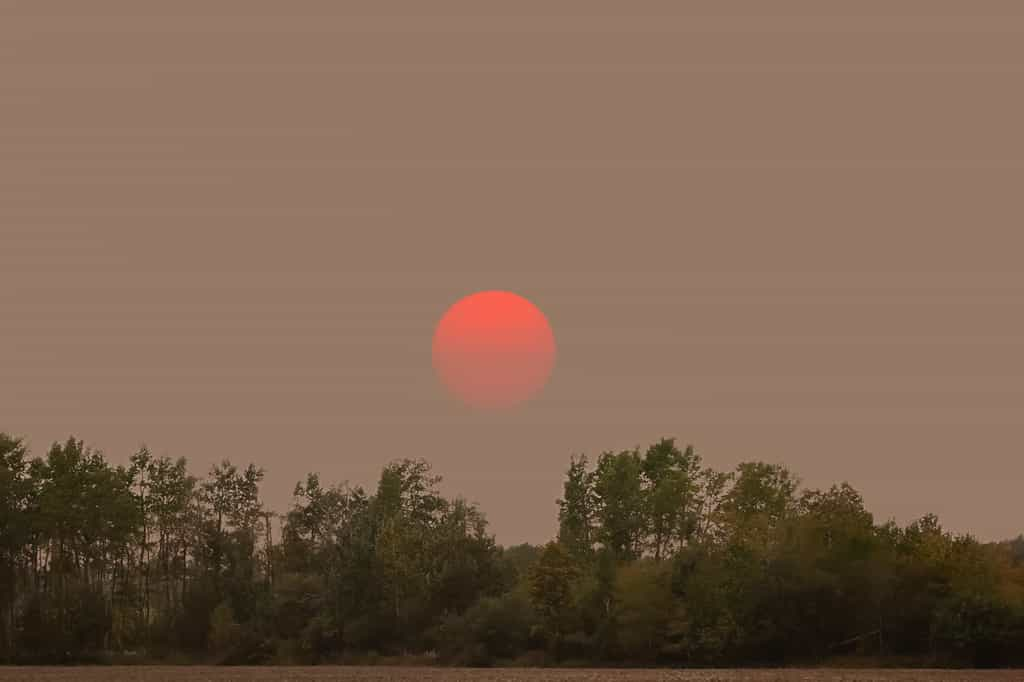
[{"x1": 432, "y1": 290, "x2": 556, "y2": 409}]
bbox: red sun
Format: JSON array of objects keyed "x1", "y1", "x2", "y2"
[{"x1": 432, "y1": 290, "x2": 556, "y2": 409}]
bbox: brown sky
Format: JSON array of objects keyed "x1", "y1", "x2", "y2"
[{"x1": 4, "y1": 1, "x2": 1024, "y2": 544}]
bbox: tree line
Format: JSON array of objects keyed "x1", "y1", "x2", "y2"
[{"x1": 1, "y1": 432, "x2": 1023, "y2": 667}]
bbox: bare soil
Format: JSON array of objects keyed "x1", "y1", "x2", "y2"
[{"x1": 0, "y1": 668, "x2": 1021, "y2": 682}]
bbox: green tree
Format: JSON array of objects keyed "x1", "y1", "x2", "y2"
[
  {"x1": 529, "y1": 541, "x2": 579, "y2": 658},
  {"x1": 722, "y1": 461, "x2": 798, "y2": 549},
  {"x1": 641, "y1": 438, "x2": 701, "y2": 559},
  {"x1": 0, "y1": 434, "x2": 31, "y2": 659},
  {"x1": 557, "y1": 455, "x2": 595, "y2": 560},
  {"x1": 614, "y1": 559, "x2": 673, "y2": 662},
  {"x1": 592, "y1": 450, "x2": 646, "y2": 560},
  {"x1": 3, "y1": 430, "x2": 1024, "y2": 667}
]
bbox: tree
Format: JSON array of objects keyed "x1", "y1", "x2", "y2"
[
  {"x1": 692, "y1": 467, "x2": 732, "y2": 546},
  {"x1": 614, "y1": 559, "x2": 673, "y2": 662},
  {"x1": 722, "y1": 461, "x2": 798, "y2": 548},
  {"x1": 557, "y1": 455, "x2": 595, "y2": 560},
  {"x1": 143, "y1": 455, "x2": 196, "y2": 633},
  {"x1": 371, "y1": 459, "x2": 444, "y2": 646},
  {"x1": 3, "y1": 430, "x2": 1024, "y2": 667},
  {"x1": 0, "y1": 434, "x2": 30, "y2": 659},
  {"x1": 592, "y1": 450, "x2": 646, "y2": 560},
  {"x1": 529, "y1": 542, "x2": 579, "y2": 658},
  {"x1": 641, "y1": 438, "x2": 701, "y2": 559}
]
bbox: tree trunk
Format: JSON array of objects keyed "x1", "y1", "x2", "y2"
[{"x1": 264, "y1": 512, "x2": 274, "y2": 589}]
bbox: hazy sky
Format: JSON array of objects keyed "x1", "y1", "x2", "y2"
[{"x1": 4, "y1": 1, "x2": 1024, "y2": 544}]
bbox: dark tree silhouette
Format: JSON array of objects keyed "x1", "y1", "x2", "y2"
[{"x1": 1, "y1": 430, "x2": 1022, "y2": 667}]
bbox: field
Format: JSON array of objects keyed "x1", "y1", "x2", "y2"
[{"x1": 0, "y1": 669, "x2": 1022, "y2": 682}]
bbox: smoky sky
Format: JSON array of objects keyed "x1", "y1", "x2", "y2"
[{"x1": 4, "y1": 1, "x2": 1024, "y2": 544}]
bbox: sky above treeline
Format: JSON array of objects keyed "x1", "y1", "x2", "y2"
[{"x1": 4, "y1": 2, "x2": 1024, "y2": 544}]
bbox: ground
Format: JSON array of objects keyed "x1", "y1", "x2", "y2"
[{"x1": 0, "y1": 668, "x2": 1021, "y2": 682}]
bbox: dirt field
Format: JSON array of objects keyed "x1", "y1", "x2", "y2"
[{"x1": 0, "y1": 668, "x2": 1021, "y2": 682}]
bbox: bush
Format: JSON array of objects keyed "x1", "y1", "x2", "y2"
[
  {"x1": 435, "y1": 592, "x2": 537, "y2": 664},
  {"x1": 272, "y1": 637, "x2": 302, "y2": 664},
  {"x1": 613, "y1": 559, "x2": 674, "y2": 662},
  {"x1": 208, "y1": 602, "x2": 241, "y2": 656},
  {"x1": 300, "y1": 613, "x2": 339, "y2": 662}
]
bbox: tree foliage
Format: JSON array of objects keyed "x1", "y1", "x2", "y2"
[{"x1": 1, "y1": 431, "x2": 1022, "y2": 667}]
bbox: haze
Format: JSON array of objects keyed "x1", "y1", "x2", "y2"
[{"x1": 3, "y1": 1, "x2": 1024, "y2": 545}]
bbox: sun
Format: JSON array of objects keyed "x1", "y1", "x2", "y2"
[{"x1": 432, "y1": 290, "x2": 556, "y2": 409}]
